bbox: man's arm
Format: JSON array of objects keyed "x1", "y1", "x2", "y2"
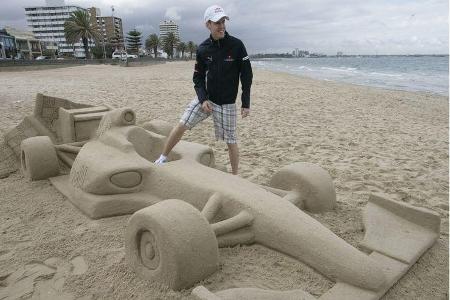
[
  {"x1": 193, "y1": 48, "x2": 208, "y2": 104},
  {"x1": 239, "y1": 42, "x2": 253, "y2": 110}
]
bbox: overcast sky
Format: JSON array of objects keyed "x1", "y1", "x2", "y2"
[{"x1": 1, "y1": 0, "x2": 448, "y2": 55}]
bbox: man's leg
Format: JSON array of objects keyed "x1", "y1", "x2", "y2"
[
  {"x1": 156, "y1": 98, "x2": 208, "y2": 164},
  {"x1": 227, "y1": 143, "x2": 239, "y2": 175},
  {"x1": 162, "y1": 123, "x2": 188, "y2": 156},
  {"x1": 213, "y1": 103, "x2": 238, "y2": 175},
  {"x1": 155, "y1": 123, "x2": 188, "y2": 164}
]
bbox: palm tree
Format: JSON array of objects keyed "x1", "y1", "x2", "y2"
[
  {"x1": 64, "y1": 9, "x2": 101, "y2": 59},
  {"x1": 126, "y1": 29, "x2": 142, "y2": 55},
  {"x1": 162, "y1": 32, "x2": 178, "y2": 59},
  {"x1": 145, "y1": 34, "x2": 159, "y2": 58},
  {"x1": 187, "y1": 41, "x2": 197, "y2": 59},
  {"x1": 176, "y1": 42, "x2": 186, "y2": 59}
]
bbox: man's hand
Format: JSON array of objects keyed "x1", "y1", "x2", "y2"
[
  {"x1": 241, "y1": 108, "x2": 250, "y2": 118},
  {"x1": 202, "y1": 100, "x2": 213, "y2": 113}
]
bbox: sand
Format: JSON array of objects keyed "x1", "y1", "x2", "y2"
[{"x1": 0, "y1": 61, "x2": 448, "y2": 299}]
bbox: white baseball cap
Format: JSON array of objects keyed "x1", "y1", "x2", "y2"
[{"x1": 204, "y1": 5, "x2": 229, "y2": 23}]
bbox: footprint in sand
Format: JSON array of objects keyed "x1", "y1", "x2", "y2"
[
  {"x1": 0, "y1": 256, "x2": 89, "y2": 300},
  {"x1": 71, "y1": 256, "x2": 88, "y2": 275},
  {"x1": 0, "y1": 262, "x2": 56, "y2": 299}
]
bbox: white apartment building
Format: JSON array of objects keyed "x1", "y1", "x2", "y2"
[
  {"x1": 24, "y1": 0, "x2": 88, "y2": 57},
  {"x1": 159, "y1": 20, "x2": 179, "y2": 41}
]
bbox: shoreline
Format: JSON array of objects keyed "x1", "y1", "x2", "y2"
[
  {"x1": 255, "y1": 67, "x2": 449, "y2": 98},
  {"x1": 252, "y1": 56, "x2": 449, "y2": 97},
  {"x1": 253, "y1": 65, "x2": 449, "y2": 99},
  {"x1": 1, "y1": 59, "x2": 448, "y2": 97},
  {"x1": 0, "y1": 61, "x2": 448, "y2": 299}
]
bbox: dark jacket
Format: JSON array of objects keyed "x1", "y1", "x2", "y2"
[{"x1": 193, "y1": 32, "x2": 253, "y2": 108}]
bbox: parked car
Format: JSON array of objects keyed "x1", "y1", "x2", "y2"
[
  {"x1": 112, "y1": 51, "x2": 138, "y2": 60},
  {"x1": 35, "y1": 56, "x2": 50, "y2": 60},
  {"x1": 112, "y1": 51, "x2": 125, "y2": 59}
]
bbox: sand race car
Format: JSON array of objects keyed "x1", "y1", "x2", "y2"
[{"x1": 19, "y1": 105, "x2": 440, "y2": 300}]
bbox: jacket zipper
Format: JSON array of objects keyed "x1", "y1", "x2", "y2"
[{"x1": 217, "y1": 39, "x2": 221, "y2": 104}]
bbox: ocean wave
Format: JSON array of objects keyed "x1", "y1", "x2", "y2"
[
  {"x1": 369, "y1": 72, "x2": 402, "y2": 77},
  {"x1": 320, "y1": 67, "x2": 359, "y2": 73},
  {"x1": 296, "y1": 66, "x2": 313, "y2": 71},
  {"x1": 251, "y1": 56, "x2": 448, "y2": 95}
]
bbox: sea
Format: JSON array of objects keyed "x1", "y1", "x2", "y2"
[{"x1": 252, "y1": 55, "x2": 449, "y2": 96}]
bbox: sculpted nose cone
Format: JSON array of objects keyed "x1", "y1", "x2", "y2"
[{"x1": 252, "y1": 201, "x2": 388, "y2": 291}]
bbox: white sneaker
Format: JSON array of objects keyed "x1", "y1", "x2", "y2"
[{"x1": 154, "y1": 155, "x2": 168, "y2": 164}]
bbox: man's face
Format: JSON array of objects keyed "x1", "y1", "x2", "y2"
[{"x1": 207, "y1": 17, "x2": 227, "y2": 40}]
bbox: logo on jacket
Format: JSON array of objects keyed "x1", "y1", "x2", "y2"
[{"x1": 224, "y1": 53, "x2": 234, "y2": 62}]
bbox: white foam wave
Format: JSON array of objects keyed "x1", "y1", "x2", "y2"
[
  {"x1": 320, "y1": 67, "x2": 359, "y2": 73},
  {"x1": 369, "y1": 72, "x2": 402, "y2": 77}
]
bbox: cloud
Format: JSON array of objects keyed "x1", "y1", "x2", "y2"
[
  {"x1": 0, "y1": 0, "x2": 448, "y2": 54},
  {"x1": 164, "y1": 7, "x2": 181, "y2": 21},
  {"x1": 135, "y1": 24, "x2": 156, "y2": 34}
]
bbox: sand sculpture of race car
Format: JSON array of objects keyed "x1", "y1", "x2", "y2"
[{"x1": 18, "y1": 106, "x2": 440, "y2": 300}]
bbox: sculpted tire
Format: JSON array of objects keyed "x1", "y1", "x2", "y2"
[
  {"x1": 269, "y1": 162, "x2": 336, "y2": 213},
  {"x1": 125, "y1": 199, "x2": 219, "y2": 290},
  {"x1": 20, "y1": 136, "x2": 59, "y2": 181}
]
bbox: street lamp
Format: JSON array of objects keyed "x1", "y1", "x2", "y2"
[{"x1": 102, "y1": 37, "x2": 106, "y2": 59}]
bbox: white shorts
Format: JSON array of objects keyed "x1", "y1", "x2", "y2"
[{"x1": 180, "y1": 98, "x2": 237, "y2": 144}]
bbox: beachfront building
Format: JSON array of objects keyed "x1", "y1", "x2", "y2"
[
  {"x1": 159, "y1": 20, "x2": 180, "y2": 41},
  {"x1": 88, "y1": 7, "x2": 124, "y2": 51},
  {"x1": 24, "y1": 0, "x2": 89, "y2": 58},
  {"x1": 159, "y1": 20, "x2": 180, "y2": 56},
  {"x1": 0, "y1": 29, "x2": 17, "y2": 59},
  {"x1": 4, "y1": 27, "x2": 42, "y2": 59}
]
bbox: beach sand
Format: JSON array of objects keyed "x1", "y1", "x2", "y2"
[{"x1": 0, "y1": 61, "x2": 448, "y2": 299}]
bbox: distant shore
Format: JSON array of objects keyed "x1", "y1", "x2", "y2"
[{"x1": 251, "y1": 54, "x2": 449, "y2": 59}]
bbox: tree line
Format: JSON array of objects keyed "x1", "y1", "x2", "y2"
[
  {"x1": 129, "y1": 29, "x2": 197, "y2": 59},
  {"x1": 62, "y1": 9, "x2": 197, "y2": 59}
]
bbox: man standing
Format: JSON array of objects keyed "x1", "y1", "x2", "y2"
[{"x1": 155, "y1": 5, "x2": 253, "y2": 175}]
